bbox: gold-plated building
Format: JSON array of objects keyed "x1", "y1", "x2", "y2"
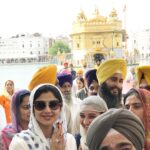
[{"x1": 70, "y1": 7, "x2": 126, "y2": 66}]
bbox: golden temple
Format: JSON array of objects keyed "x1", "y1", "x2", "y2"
[{"x1": 70, "y1": 7, "x2": 126, "y2": 66}]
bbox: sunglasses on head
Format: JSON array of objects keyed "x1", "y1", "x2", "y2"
[{"x1": 33, "y1": 100, "x2": 62, "y2": 111}]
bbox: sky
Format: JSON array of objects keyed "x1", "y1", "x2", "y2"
[{"x1": 0, "y1": 0, "x2": 150, "y2": 38}]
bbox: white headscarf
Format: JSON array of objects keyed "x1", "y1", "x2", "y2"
[
  {"x1": 15, "y1": 83, "x2": 67, "y2": 149},
  {"x1": 80, "y1": 96, "x2": 108, "y2": 150}
]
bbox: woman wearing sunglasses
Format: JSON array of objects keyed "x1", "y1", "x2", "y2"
[
  {"x1": 0, "y1": 89, "x2": 30, "y2": 150},
  {"x1": 9, "y1": 84, "x2": 77, "y2": 150}
]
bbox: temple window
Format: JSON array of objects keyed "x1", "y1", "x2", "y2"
[{"x1": 97, "y1": 41, "x2": 100, "y2": 44}]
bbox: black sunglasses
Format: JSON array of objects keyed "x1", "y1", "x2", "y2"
[{"x1": 34, "y1": 100, "x2": 62, "y2": 111}]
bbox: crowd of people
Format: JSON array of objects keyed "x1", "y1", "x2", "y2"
[{"x1": 0, "y1": 58, "x2": 150, "y2": 150}]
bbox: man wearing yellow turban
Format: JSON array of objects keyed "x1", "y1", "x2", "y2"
[
  {"x1": 28, "y1": 64, "x2": 57, "y2": 91},
  {"x1": 136, "y1": 65, "x2": 150, "y2": 89},
  {"x1": 96, "y1": 58, "x2": 127, "y2": 108}
]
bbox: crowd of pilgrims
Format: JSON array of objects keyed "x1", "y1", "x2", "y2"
[{"x1": 0, "y1": 58, "x2": 150, "y2": 150}]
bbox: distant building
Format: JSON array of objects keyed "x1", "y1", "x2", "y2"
[
  {"x1": 132, "y1": 29, "x2": 150, "y2": 64},
  {"x1": 70, "y1": 7, "x2": 126, "y2": 66},
  {"x1": 0, "y1": 33, "x2": 50, "y2": 63}
]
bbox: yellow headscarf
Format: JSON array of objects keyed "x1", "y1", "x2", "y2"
[
  {"x1": 96, "y1": 58, "x2": 127, "y2": 84},
  {"x1": 136, "y1": 65, "x2": 150, "y2": 86},
  {"x1": 77, "y1": 68, "x2": 83, "y2": 75},
  {"x1": 28, "y1": 64, "x2": 57, "y2": 91}
]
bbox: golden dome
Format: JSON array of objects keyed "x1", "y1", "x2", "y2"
[
  {"x1": 76, "y1": 9, "x2": 87, "y2": 22},
  {"x1": 109, "y1": 8, "x2": 118, "y2": 18},
  {"x1": 88, "y1": 7, "x2": 107, "y2": 23}
]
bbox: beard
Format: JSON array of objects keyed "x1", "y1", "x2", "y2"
[
  {"x1": 99, "y1": 82, "x2": 122, "y2": 109},
  {"x1": 80, "y1": 125, "x2": 89, "y2": 150},
  {"x1": 63, "y1": 91, "x2": 72, "y2": 105}
]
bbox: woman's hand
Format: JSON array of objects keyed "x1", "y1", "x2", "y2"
[{"x1": 51, "y1": 122, "x2": 66, "y2": 150}]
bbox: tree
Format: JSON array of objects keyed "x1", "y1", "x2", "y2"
[{"x1": 49, "y1": 41, "x2": 71, "y2": 55}]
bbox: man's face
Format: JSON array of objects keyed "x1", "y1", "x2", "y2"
[
  {"x1": 99, "y1": 129, "x2": 136, "y2": 150},
  {"x1": 96, "y1": 60, "x2": 101, "y2": 66},
  {"x1": 99, "y1": 73, "x2": 123, "y2": 108},
  {"x1": 105, "y1": 73, "x2": 123, "y2": 96},
  {"x1": 59, "y1": 82, "x2": 72, "y2": 102},
  {"x1": 59, "y1": 82, "x2": 72, "y2": 95}
]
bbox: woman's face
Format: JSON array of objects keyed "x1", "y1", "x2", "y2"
[
  {"x1": 76, "y1": 79, "x2": 84, "y2": 90},
  {"x1": 19, "y1": 95, "x2": 30, "y2": 123},
  {"x1": 80, "y1": 110, "x2": 100, "y2": 131},
  {"x1": 5, "y1": 80, "x2": 14, "y2": 94},
  {"x1": 125, "y1": 94, "x2": 144, "y2": 123},
  {"x1": 34, "y1": 91, "x2": 61, "y2": 128}
]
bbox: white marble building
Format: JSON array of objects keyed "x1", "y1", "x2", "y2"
[
  {"x1": 132, "y1": 29, "x2": 150, "y2": 64},
  {"x1": 0, "y1": 33, "x2": 50, "y2": 63}
]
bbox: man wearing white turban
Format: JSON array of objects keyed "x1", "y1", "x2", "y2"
[{"x1": 77, "y1": 96, "x2": 108, "y2": 150}]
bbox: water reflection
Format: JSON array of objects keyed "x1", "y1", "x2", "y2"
[{"x1": 0, "y1": 63, "x2": 53, "y2": 93}]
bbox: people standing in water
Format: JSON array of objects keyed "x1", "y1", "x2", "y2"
[{"x1": 0, "y1": 80, "x2": 15, "y2": 123}]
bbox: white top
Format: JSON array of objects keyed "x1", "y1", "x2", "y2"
[
  {"x1": 9, "y1": 84, "x2": 77, "y2": 150},
  {"x1": 9, "y1": 133, "x2": 77, "y2": 150}
]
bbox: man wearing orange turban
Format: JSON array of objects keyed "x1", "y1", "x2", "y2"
[
  {"x1": 136, "y1": 65, "x2": 150, "y2": 90},
  {"x1": 28, "y1": 64, "x2": 57, "y2": 91},
  {"x1": 96, "y1": 58, "x2": 127, "y2": 108}
]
